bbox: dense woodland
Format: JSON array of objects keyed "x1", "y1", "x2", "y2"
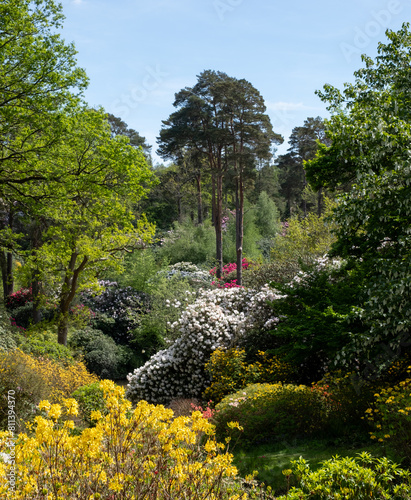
[{"x1": 0, "y1": 1, "x2": 410, "y2": 499}]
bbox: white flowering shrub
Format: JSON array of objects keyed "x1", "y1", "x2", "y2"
[{"x1": 126, "y1": 285, "x2": 283, "y2": 404}]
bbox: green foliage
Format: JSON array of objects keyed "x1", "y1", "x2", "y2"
[
  {"x1": 0, "y1": 0, "x2": 88, "y2": 188},
  {"x1": 116, "y1": 247, "x2": 161, "y2": 292},
  {"x1": 0, "y1": 307, "x2": 19, "y2": 352},
  {"x1": 268, "y1": 261, "x2": 367, "y2": 382},
  {"x1": 214, "y1": 383, "x2": 332, "y2": 446},
  {"x1": 365, "y1": 367, "x2": 411, "y2": 465},
  {"x1": 18, "y1": 330, "x2": 74, "y2": 363},
  {"x1": 270, "y1": 208, "x2": 336, "y2": 268},
  {"x1": 242, "y1": 260, "x2": 299, "y2": 288},
  {"x1": 157, "y1": 218, "x2": 216, "y2": 265},
  {"x1": 279, "y1": 453, "x2": 411, "y2": 499},
  {"x1": 223, "y1": 207, "x2": 263, "y2": 263},
  {"x1": 308, "y1": 24, "x2": 411, "y2": 368},
  {"x1": 203, "y1": 348, "x2": 294, "y2": 404},
  {"x1": 312, "y1": 370, "x2": 374, "y2": 434},
  {"x1": 14, "y1": 107, "x2": 156, "y2": 346},
  {"x1": 233, "y1": 438, "x2": 386, "y2": 496},
  {"x1": 71, "y1": 382, "x2": 107, "y2": 427},
  {"x1": 132, "y1": 272, "x2": 196, "y2": 353},
  {"x1": 68, "y1": 328, "x2": 136, "y2": 380}
]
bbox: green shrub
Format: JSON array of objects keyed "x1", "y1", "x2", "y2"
[
  {"x1": 157, "y1": 218, "x2": 216, "y2": 265},
  {"x1": 71, "y1": 382, "x2": 107, "y2": 427},
  {"x1": 214, "y1": 383, "x2": 331, "y2": 446},
  {"x1": 18, "y1": 331, "x2": 74, "y2": 362},
  {"x1": 365, "y1": 367, "x2": 411, "y2": 465},
  {"x1": 312, "y1": 370, "x2": 374, "y2": 435},
  {"x1": 0, "y1": 310, "x2": 18, "y2": 351},
  {"x1": 278, "y1": 453, "x2": 411, "y2": 499},
  {"x1": 267, "y1": 261, "x2": 367, "y2": 383},
  {"x1": 8, "y1": 303, "x2": 33, "y2": 329},
  {"x1": 69, "y1": 327, "x2": 136, "y2": 380}
]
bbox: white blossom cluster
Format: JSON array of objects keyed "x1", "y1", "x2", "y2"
[
  {"x1": 126, "y1": 285, "x2": 283, "y2": 404},
  {"x1": 155, "y1": 262, "x2": 211, "y2": 283},
  {"x1": 289, "y1": 255, "x2": 342, "y2": 288}
]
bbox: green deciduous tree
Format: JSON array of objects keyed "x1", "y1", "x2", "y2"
[
  {"x1": 0, "y1": 0, "x2": 88, "y2": 186},
  {"x1": 0, "y1": 0, "x2": 88, "y2": 299},
  {"x1": 19, "y1": 108, "x2": 156, "y2": 345},
  {"x1": 306, "y1": 24, "x2": 411, "y2": 368}
]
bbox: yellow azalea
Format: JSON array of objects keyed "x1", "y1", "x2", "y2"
[
  {"x1": 90, "y1": 410, "x2": 102, "y2": 421},
  {"x1": 39, "y1": 400, "x2": 51, "y2": 412},
  {"x1": 63, "y1": 398, "x2": 79, "y2": 416},
  {"x1": 0, "y1": 379, "x2": 254, "y2": 499}
]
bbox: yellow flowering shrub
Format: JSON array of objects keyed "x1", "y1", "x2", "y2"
[
  {"x1": 203, "y1": 348, "x2": 294, "y2": 404},
  {"x1": 0, "y1": 349, "x2": 98, "y2": 431},
  {"x1": 365, "y1": 366, "x2": 411, "y2": 461},
  {"x1": 0, "y1": 381, "x2": 263, "y2": 499},
  {"x1": 214, "y1": 383, "x2": 331, "y2": 445}
]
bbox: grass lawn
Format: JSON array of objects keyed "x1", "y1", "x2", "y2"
[{"x1": 232, "y1": 434, "x2": 388, "y2": 496}]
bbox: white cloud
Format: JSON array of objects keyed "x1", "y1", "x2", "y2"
[{"x1": 265, "y1": 101, "x2": 315, "y2": 112}]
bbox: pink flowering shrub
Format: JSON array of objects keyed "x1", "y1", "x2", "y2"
[
  {"x1": 5, "y1": 287, "x2": 33, "y2": 310},
  {"x1": 210, "y1": 259, "x2": 250, "y2": 288},
  {"x1": 190, "y1": 401, "x2": 218, "y2": 420}
]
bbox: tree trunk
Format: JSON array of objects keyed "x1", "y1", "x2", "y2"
[
  {"x1": 317, "y1": 187, "x2": 323, "y2": 216},
  {"x1": 236, "y1": 174, "x2": 244, "y2": 287},
  {"x1": 0, "y1": 251, "x2": 14, "y2": 299},
  {"x1": 57, "y1": 253, "x2": 89, "y2": 345},
  {"x1": 302, "y1": 170, "x2": 307, "y2": 217},
  {"x1": 196, "y1": 173, "x2": 203, "y2": 225},
  {"x1": 57, "y1": 314, "x2": 69, "y2": 346},
  {"x1": 31, "y1": 223, "x2": 42, "y2": 324},
  {"x1": 211, "y1": 176, "x2": 216, "y2": 227},
  {"x1": 32, "y1": 277, "x2": 42, "y2": 324},
  {"x1": 215, "y1": 174, "x2": 223, "y2": 279}
]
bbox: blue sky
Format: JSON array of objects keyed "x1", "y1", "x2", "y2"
[{"x1": 60, "y1": 0, "x2": 411, "y2": 164}]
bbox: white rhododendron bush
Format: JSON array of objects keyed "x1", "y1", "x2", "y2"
[{"x1": 126, "y1": 286, "x2": 283, "y2": 404}]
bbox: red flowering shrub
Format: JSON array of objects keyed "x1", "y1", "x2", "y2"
[{"x1": 5, "y1": 287, "x2": 33, "y2": 310}]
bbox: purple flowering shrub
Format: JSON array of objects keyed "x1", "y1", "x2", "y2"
[{"x1": 81, "y1": 281, "x2": 150, "y2": 345}]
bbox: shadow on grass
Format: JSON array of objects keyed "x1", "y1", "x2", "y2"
[{"x1": 232, "y1": 434, "x2": 389, "y2": 496}]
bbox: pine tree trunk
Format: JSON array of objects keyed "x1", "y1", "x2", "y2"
[
  {"x1": 236, "y1": 174, "x2": 244, "y2": 286},
  {"x1": 215, "y1": 174, "x2": 223, "y2": 279},
  {"x1": 196, "y1": 173, "x2": 203, "y2": 225}
]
